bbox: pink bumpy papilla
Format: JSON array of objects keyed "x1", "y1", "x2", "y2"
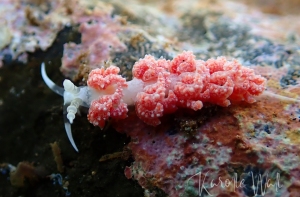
[
  {"x1": 87, "y1": 51, "x2": 266, "y2": 127},
  {"x1": 87, "y1": 66, "x2": 128, "y2": 128}
]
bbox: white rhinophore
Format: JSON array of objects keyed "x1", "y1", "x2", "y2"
[{"x1": 63, "y1": 80, "x2": 83, "y2": 124}]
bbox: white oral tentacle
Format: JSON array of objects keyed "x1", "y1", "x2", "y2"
[
  {"x1": 64, "y1": 121, "x2": 79, "y2": 152},
  {"x1": 41, "y1": 63, "x2": 64, "y2": 96}
]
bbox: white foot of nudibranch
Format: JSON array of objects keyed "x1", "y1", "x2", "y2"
[{"x1": 41, "y1": 63, "x2": 90, "y2": 152}]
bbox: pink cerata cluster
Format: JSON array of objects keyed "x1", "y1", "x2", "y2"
[{"x1": 87, "y1": 51, "x2": 266, "y2": 128}]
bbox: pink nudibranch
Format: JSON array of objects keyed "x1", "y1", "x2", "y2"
[
  {"x1": 41, "y1": 51, "x2": 266, "y2": 151},
  {"x1": 87, "y1": 51, "x2": 266, "y2": 128}
]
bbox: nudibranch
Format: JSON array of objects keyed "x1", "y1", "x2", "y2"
[{"x1": 41, "y1": 51, "x2": 266, "y2": 152}]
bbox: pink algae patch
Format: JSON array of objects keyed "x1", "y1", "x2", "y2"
[{"x1": 60, "y1": 3, "x2": 126, "y2": 79}]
